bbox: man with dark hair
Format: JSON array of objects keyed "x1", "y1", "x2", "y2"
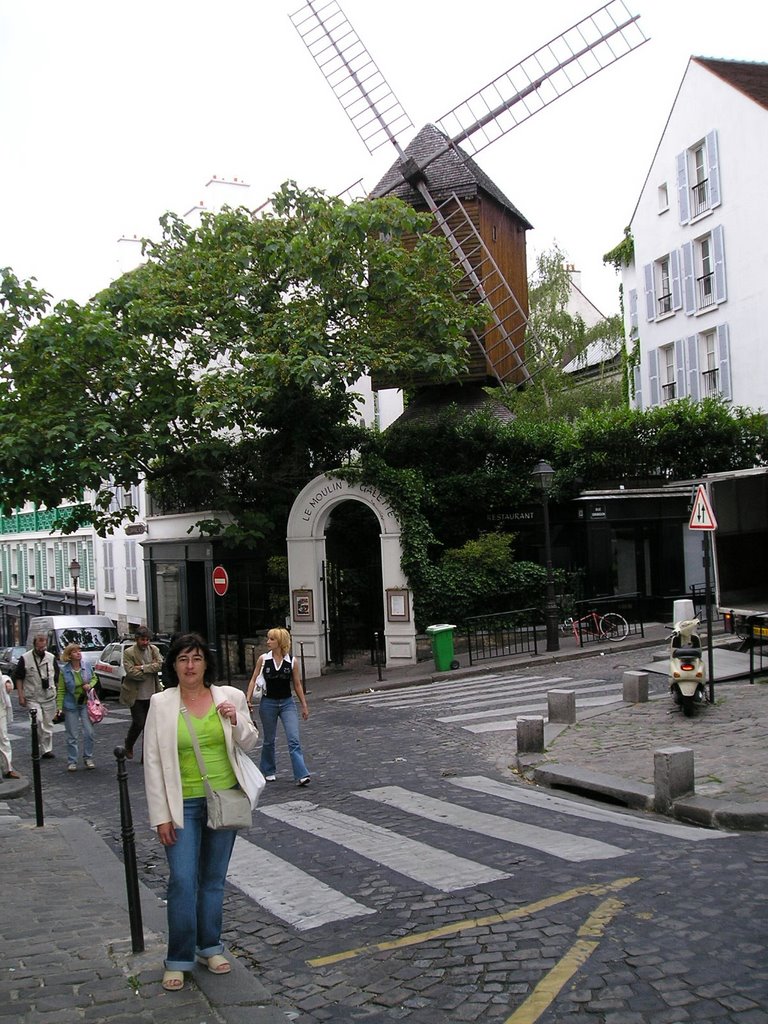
[
  {"x1": 121, "y1": 627, "x2": 163, "y2": 760},
  {"x1": 15, "y1": 634, "x2": 59, "y2": 758}
]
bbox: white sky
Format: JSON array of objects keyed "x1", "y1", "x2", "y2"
[{"x1": 1, "y1": 0, "x2": 766, "y2": 316}]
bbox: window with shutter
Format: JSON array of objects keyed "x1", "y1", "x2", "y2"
[
  {"x1": 676, "y1": 151, "x2": 690, "y2": 225},
  {"x1": 648, "y1": 348, "x2": 660, "y2": 407},
  {"x1": 717, "y1": 323, "x2": 731, "y2": 400},
  {"x1": 712, "y1": 225, "x2": 727, "y2": 303},
  {"x1": 687, "y1": 335, "x2": 700, "y2": 400}
]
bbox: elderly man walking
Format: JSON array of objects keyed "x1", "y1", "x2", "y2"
[
  {"x1": 15, "y1": 633, "x2": 59, "y2": 758},
  {"x1": 121, "y1": 627, "x2": 163, "y2": 760}
]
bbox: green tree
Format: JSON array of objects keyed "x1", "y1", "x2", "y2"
[{"x1": 0, "y1": 184, "x2": 485, "y2": 537}]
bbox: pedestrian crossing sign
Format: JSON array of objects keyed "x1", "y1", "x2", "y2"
[{"x1": 689, "y1": 483, "x2": 717, "y2": 530}]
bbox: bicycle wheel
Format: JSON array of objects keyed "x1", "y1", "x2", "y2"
[{"x1": 599, "y1": 613, "x2": 629, "y2": 641}]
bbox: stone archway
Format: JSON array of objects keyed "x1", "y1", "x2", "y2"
[{"x1": 286, "y1": 474, "x2": 416, "y2": 679}]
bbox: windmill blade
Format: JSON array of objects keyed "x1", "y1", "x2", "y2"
[
  {"x1": 435, "y1": 1, "x2": 647, "y2": 158},
  {"x1": 290, "y1": 0, "x2": 413, "y2": 156}
]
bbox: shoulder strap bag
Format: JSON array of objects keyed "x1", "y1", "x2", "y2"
[{"x1": 180, "y1": 706, "x2": 253, "y2": 831}]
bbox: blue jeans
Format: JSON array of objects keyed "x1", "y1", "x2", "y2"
[
  {"x1": 64, "y1": 704, "x2": 94, "y2": 764},
  {"x1": 259, "y1": 697, "x2": 309, "y2": 780},
  {"x1": 164, "y1": 797, "x2": 237, "y2": 971}
]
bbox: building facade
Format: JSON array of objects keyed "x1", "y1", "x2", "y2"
[{"x1": 621, "y1": 58, "x2": 768, "y2": 412}]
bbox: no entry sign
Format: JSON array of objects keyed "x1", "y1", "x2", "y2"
[{"x1": 212, "y1": 565, "x2": 229, "y2": 597}]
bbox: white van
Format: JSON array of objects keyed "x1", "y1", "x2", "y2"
[{"x1": 25, "y1": 616, "x2": 119, "y2": 671}]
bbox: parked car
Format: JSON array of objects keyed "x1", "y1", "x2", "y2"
[
  {"x1": 93, "y1": 638, "x2": 170, "y2": 697},
  {"x1": 0, "y1": 645, "x2": 27, "y2": 680}
]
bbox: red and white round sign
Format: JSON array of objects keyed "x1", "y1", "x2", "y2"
[{"x1": 212, "y1": 565, "x2": 229, "y2": 597}]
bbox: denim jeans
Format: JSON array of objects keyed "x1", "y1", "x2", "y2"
[
  {"x1": 64, "y1": 704, "x2": 94, "y2": 764},
  {"x1": 258, "y1": 697, "x2": 309, "y2": 780},
  {"x1": 164, "y1": 797, "x2": 237, "y2": 971}
]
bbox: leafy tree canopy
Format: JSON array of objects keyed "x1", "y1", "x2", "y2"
[{"x1": 0, "y1": 184, "x2": 485, "y2": 536}]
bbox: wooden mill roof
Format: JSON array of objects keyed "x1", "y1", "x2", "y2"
[
  {"x1": 370, "y1": 123, "x2": 533, "y2": 230},
  {"x1": 693, "y1": 57, "x2": 768, "y2": 111}
]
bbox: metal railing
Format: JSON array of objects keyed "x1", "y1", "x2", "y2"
[
  {"x1": 748, "y1": 616, "x2": 768, "y2": 684},
  {"x1": 697, "y1": 272, "x2": 715, "y2": 309},
  {"x1": 464, "y1": 607, "x2": 539, "y2": 665},
  {"x1": 567, "y1": 593, "x2": 645, "y2": 647},
  {"x1": 692, "y1": 178, "x2": 709, "y2": 217}
]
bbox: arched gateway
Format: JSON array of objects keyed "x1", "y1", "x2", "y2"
[{"x1": 286, "y1": 474, "x2": 416, "y2": 679}]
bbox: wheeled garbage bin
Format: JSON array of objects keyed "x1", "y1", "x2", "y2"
[{"x1": 425, "y1": 623, "x2": 460, "y2": 671}]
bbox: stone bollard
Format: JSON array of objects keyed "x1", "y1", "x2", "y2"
[
  {"x1": 517, "y1": 715, "x2": 545, "y2": 754},
  {"x1": 622, "y1": 670, "x2": 649, "y2": 703},
  {"x1": 654, "y1": 746, "x2": 694, "y2": 813},
  {"x1": 548, "y1": 689, "x2": 576, "y2": 725}
]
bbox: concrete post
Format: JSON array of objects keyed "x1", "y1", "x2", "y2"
[
  {"x1": 548, "y1": 689, "x2": 576, "y2": 724},
  {"x1": 654, "y1": 746, "x2": 695, "y2": 812},
  {"x1": 517, "y1": 716, "x2": 545, "y2": 754},
  {"x1": 622, "y1": 670, "x2": 649, "y2": 703}
]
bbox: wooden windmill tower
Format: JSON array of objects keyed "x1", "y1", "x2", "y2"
[{"x1": 291, "y1": 1, "x2": 647, "y2": 397}]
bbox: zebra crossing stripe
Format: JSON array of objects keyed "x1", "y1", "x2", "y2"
[
  {"x1": 355, "y1": 786, "x2": 628, "y2": 862},
  {"x1": 437, "y1": 685, "x2": 623, "y2": 723},
  {"x1": 449, "y1": 776, "x2": 736, "y2": 840},
  {"x1": 259, "y1": 799, "x2": 509, "y2": 890},
  {"x1": 459, "y1": 695, "x2": 624, "y2": 733},
  {"x1": 228, "y1": 836, "x2": 376, "y2": 931}
]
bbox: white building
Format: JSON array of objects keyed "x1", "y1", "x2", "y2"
[{"x1": 620, "y1": 58, "x2": 768, "y2": 412}]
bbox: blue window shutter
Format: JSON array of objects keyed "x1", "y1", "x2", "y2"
[
  {"x1": 706, "y1": 130, "x2": 721, "y2": 208},
  {"x1": 674, "y1": 338, "x2": 687, "y2": 397},
  {"x1": 682, "y1": 242, "x2": 696, "y2": 315},
  {"x1": 670, "y1": 249, "x2": 682, "y2": 310},
  {"x1": 628, "y1": 288, "x2": 638, "y2": 332},
  {"x1": 633, "y1": 363, "x2": 643, "y2": 410},
  {"x1": 712, "y1": 225, "x2": 727, "y2": 303},
  {"x1": 676, "y1": 151, "x2": 690, "y2": 224},
  {"x1": 648, "y1": 348, "x2": 660, "y2": 407},
  {"x1": 717, "y1": 323, "x2": 731, "y2": 400},
  {"x1": 643, "y1": 263, "x2": 656, "y2": 321},
  {"x1": 686, "y1": 336, "x2": 700, "y2": 400}
]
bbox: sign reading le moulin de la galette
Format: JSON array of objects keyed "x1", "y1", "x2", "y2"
[{"x1": 300, "y1": 479, "x2": 399, "y2": 525}]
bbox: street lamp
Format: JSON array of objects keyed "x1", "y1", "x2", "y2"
[
  {"x1": 69, "y1": 558, "x2": 81, "y2": 615},
  {"x1": 531, "y1": 460, "x2": 560, "y2": 652}
]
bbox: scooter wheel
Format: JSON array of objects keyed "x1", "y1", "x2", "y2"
[{"x1": 682, "y1": 696, "x2": 695, "y2": 717}]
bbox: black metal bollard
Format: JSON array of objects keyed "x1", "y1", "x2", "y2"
[
  {"x1": 374, "y1": 632, "x2": 383, "y2": 682},
  {"x1": 114, "y1": 745, "x2": 145, "y2": 953},
  {"x1": 299, "y1": 641, "x2": 310, "y2": 695},
  {"x1": 29, "y1": 708, "x2": 44, "y2": 827}
]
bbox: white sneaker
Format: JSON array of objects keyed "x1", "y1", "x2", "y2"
[
  {"x1": 297, "y1": 777, "x2": 311, "y2": 787},
  {"x1": 265, "y1": 775, "x2": 276, "y2": 782}
]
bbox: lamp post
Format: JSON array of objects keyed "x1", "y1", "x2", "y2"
[
  {"x1": 69, "y1": 558, "x2": 81, "y2": 615},
  {"x1": 531, "y1": 461, "x2": 560, "y2": 652}
]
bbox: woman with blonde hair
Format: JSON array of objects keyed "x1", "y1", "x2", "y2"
[
  {"x1": 246, "y1": 627, "x2": 310, "y2": 786},
  {"x1": 56, "y1": 643, "x2": 96, "y2": 771}
]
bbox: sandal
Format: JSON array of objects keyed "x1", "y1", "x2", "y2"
[
  {"x1": 162, "y1": 970, "x2": 185, "y2": 991},
  {"x1": 196, "y1": 953, "x2": 231, "y2": 974}
]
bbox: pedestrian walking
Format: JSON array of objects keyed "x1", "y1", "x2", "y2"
[
  {"x1": 0, "y1": 673, "x2": 20, "y2": 779},
  {"x1": 143, "y1": 632, "x2": 260, "y2": 992},
  {"x1": 246, "y1": 627, "x2": 310, "y2": 786},
  {"x1": 15, "y1": 633, "x2": 59, "y2": 759},
  {"x1": 121, "y1": 626, "x2": 163, "y2": 760},
  {"x1": 57, "y1": 644, "x2": 96, "y2": 771}
]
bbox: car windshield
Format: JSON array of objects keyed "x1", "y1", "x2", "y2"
[{"x1": 56, "y1": 627, "x2": 118, "y2": 652}]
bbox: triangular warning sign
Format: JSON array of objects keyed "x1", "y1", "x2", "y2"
[{"x1": 689, "y1": 483, "x2": 718, "y2": 530}]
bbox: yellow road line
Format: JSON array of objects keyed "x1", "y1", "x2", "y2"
[
  {"x1": 306, "y1": 876, "x2": 638, "y2": 967},
  {"x1": 503, "y1": 896, "x2": 627, "y2": 1024}
]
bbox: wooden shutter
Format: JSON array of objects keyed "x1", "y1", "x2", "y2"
[
  {"x1": 682, "y1": 242, "x2": 696, "y2": 315},
  {"x1": 628, "y1": 287, "x2": 638, "y2": 333},
  {"x1": 643, "y1": 263, "x2": 655, "y2": 321},
  {"x1": 648, "y1": 348, "x2": 660, "y2": 407},
  {"x1": 674, "y1": 338, "x2": 687, "y2": 398},
  {"x1": 712, "y1": 225, "x2": 727, "y2": 303},
  {"x1": 676, "y1": 151, "x2": 690, "y2": 224},
  {"x1": 633, "y1": 363, "x2": 643, "y2": 410},
  {"x1": 706, "y1": 130, "x2": 721, "y2": 208},
  {"x1": 670, "y1": 249, "x2": 682, "y2": 310},
  {"x1": 717, "y1": 323, "x2": 731, "y2": 400},
  {"x1": 686, "y1": 335, "x2": 700, "y2": 400}
]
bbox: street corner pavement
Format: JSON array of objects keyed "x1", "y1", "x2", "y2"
[
  {"x1": 523, "y1": 677, "x2": 768, "y2": 831},
  {"x1": 0, "y1": 810, "x2": 292, "y2": 1024}
]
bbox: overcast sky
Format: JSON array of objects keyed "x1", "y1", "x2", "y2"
[{"x1": 1, "y1": 0, "x2": 766, "y2": 316}]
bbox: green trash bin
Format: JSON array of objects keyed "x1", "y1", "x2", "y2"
[{"x1": 425, "y1": 623, "x2": 459, "y2": 671}]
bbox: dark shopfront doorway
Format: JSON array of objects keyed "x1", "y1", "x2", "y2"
[{"x1": 323, "y1": 500, "x2": 384, "y2": 668}]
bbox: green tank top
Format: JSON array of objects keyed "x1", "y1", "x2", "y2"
[{"x1": 178, "y1": 705, "x2": 238, "y2": 798}]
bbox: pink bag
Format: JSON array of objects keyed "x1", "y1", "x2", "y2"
[{"x1": 87, "y1": 690, "x2": 107, "y2": 724}]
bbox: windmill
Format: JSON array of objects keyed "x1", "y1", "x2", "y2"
[{"x1": 290, "y1": 0, "x2": 647, "y2": 398}]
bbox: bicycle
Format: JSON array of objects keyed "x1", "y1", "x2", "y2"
[{"x1": 559, "y1": 609, "x2": 629, "y2": 643}]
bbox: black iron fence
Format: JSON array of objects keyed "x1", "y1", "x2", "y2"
[
  {"x1": 464, "y1": 608, "x2": 540, "y2": 665},
  {"x1": 566, "y1": 593, "x2": 645, "y2": 648}
]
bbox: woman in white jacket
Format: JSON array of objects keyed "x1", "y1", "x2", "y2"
[{"x1": 144, "y1": 632, "x2": 259, "y2": 992}]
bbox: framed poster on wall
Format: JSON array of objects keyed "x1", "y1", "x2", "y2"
[
  {"x1": 386, "y1": 588, "x2": 410, "y2": 622},
  {"x1": 292, "y1": 589, "x2": 314, "y2": 622}
]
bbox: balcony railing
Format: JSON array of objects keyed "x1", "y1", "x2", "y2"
[
  {"x1": 657, "y1": 292, "x2": 672, "y2": 316},
  {"x1": 691, "y1": 178, "x2": 709, "y2": 217},
  {"x1": 661, "y1": 381, "x2": 677, "y2": 402},
  {"x1": 702, "y1": 367, "x2": 720, "y2": 397},
  {"x1": 697, "y1": 272, "x2": 715, "y2": 309}
]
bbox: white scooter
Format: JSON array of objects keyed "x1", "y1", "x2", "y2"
[{"x1": 669, "y1": 617, "x2": 707, "y2": 717}]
